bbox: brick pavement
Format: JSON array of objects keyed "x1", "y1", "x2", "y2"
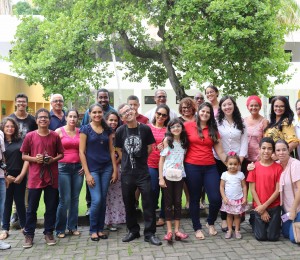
[{"x1": 1, "y1": 212, "x2": 300, "y2": 260}]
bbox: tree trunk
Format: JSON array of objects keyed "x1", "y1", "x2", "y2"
[{"x1": 0, "y1": 0, "x2": 12, "y2": 14}]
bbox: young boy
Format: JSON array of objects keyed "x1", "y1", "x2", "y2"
[
  {"x1": 127, "y1": 95, "x2": 148, "y2": 124},
  {"x1": 247, "y1": 137, "x2": 282, "y2": 241},
  {"x1": 21, "y1": 108, "x2": 64, "y2": 248}
]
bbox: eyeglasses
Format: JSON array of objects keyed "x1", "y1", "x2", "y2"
[
  {"x1": 206, "y1": 91, "x2": 215, "y2": 95},
  {"x1": 156, "y1": 112, "x2": 168, "y2": 118},
  {"x1": 274, "y1": 105, "x2": 285, "y2": 109},
  {"x1": 37, "y1": 116, "x2": 49, "y2": 120},
  {"x1": 156, "y1": 96, "x2": 167, "y2": 99},
  {"x1": 52, "y1": 100, "x2": 64, "y2": 103},
  {"x1": 170, "y1": 124, "x2": 182, "y2": 130},
  {"x1": 182, "y1": 106, "x2": 191, "y2": 110},
  {"x1": 195, "y1": 97, "x2": 204, "y2": 100},
  {"x1": 120, "y1": 108, "x2": 132, "y2": 117},
  {"x1": 16, "y1": 100, "x2": 27, "y2": 104}
]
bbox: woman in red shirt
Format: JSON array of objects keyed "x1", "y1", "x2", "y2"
[{"x1": 184, "y1": 102, "x2": 226, "y2": 240}]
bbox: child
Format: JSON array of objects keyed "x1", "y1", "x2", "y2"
[
  {"x1": 159, "y1": 118, "x2": 189, "y2": 241},
  {"x1": 220, "y1": 152, "x2": 247, "y2": 239},
  {"x1": 247, "y1": 137, "x2": 282, "y2": 241},
  {"x1": 104, "y1": 111, "x2": 126, "y2": 231}
]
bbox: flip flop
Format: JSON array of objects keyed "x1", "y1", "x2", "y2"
[
  {"x1": 195, "y1": 229, "x2": 205, "y2": 240},
  {"x1": 0, "y1": 231, "x2": 9, "y2": 240},
  {"x1": 206, "y1": 223, "x2": 217, "y2": 236}
]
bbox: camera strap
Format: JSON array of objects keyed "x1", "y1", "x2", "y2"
[{"x1": 40, "y1": 164, "x2": 54, "y2": 185}]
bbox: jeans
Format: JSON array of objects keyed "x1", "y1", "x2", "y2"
[
  {"x1": 2, "y1": 173, "x2": 27, "y2": 231},
  {"x1": 121, "y1": 173, "x2": 156, "y2": 237},
  {"x1": 0, "y1": 178, "x2": 5, "y2": 224},
  {"x1": 149, "y1": 167, "x2": 165, "y2": 219},
  {"x1": 88, "y1": 163, "x2": 112, "y2": 234},
  {"x1": 185, "y1": 163, "x2": 222, "y2": 231},
  {"x1": 55, "y1": 163, "x2": 83, "y2": 234},
  {"x1": 282, "y1": 210, "x2": 300, "y2": 243},
  {"x1": 24, "y1": 186, "x2": 59, "y2": 237},
  {"x1": 254, "y1": 206, "x2": 281, "y2": 241}
]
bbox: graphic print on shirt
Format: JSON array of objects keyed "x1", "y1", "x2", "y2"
[{"x1": 124, "y1": 134, "x2": 142, "y2": 169}]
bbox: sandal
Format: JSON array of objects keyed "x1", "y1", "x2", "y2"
[
  {"x1": 206, "y1": 223, "x2": 217, "y2": 236},
  {"x1": 57, "y1": 233, "x2": 66, "y2": 238},
  {"x1": 68, "y1": 230, "x2": 80, "y2": 236},
  {"x1": 0, "y1": 230, "x2": 9, "y2": 240},
  {"x1": 195, "y1": 229, "x2": 205, "y2": 240},
  {"x1": 225, "y1": 230, "x2": 232, "y2": 239},
  {"x1": 175, "y1": 231, "x2": 188, "y2": 241},
  {"x1": 235, "y1": 231, "x2": 242, "y2": 239},
  {"x1": 156, "y1": 218, "x2": 165, "y2": 227}
]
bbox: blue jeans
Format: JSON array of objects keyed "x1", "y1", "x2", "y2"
[
  {"x1": 282, "y1": 210, "x2": 300, "y2": 243},
  {"x1": 149, "y1": 167, "x2": 165, "y2": 219},
  {"x1": 88, "y1": 163, "x2": 112, "y2": 234},
  {"x1": 184, "y1": 163, "x2": 222, "y2": 231},
  {"x1": 55, "y1": 163, "x2": 83, "y2": 234},
  {"x1": 0, "y1": 178, "x2": 5, "y2": 224},
  {"x1": 24, "y1": 186, "x2": 59, "y2": 237}
]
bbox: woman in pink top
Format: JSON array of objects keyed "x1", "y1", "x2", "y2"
[
  {"x1": 55, "y1": 109, "x2": 83, "y2": 238},
  {"x1": 148, "y1": 104, "x2": 170, "y2": 227}
]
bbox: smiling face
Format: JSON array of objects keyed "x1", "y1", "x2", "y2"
[
  {"x1": 170, "y1": 123, "x2": 182, "y2": 137},
  {"x1": 51, "y1": 94, "x2": 64, "y2": 113},
  {"x1": 181, "y1": 102, "x2": 194, "y2": 117},
  {"x1": 3, "y1": 120, "x2": 16, "y2": 137},
  {"x1": 205, "y1": 87, "x2": 218, "y2": 103},
  {"x1": 221, "y1": 98, "x2": 234, "y2": 117},
  {"x1": 227, "y1": 158, "x2": 239, "y2": 174},
  {"x1": 259, "y1": 142, "x2": 273, "y2": 161},
  {"x1": 154, "y1": 90, "x2": 167, "y2": 105},
  {"x1": 275, "y1": 142, "x2": 290, "y2": 163},
  {"x1": 119, "y1": 105, "x2": 136, "y2": 123},
  {"x1": 155, "y1": 107, "x2": 169, "y2": 125},
  {"x1": 97, "y1": 91, "x2": 110, "y2": 108},
  {"x1": 107, "y1": 114, "x2": 119, "y2": 130},
  {"x1": 15, "y1": 97, "x2": 28, "y2": 112},
  {"x1": 89, "y1": 105, "x2": 103, "y2": 123},
  {"x1": 194, "y1": 93, "x2": 204, "y2": 106},
  {"x1": 247, "y1": 99, "x2": 261, "y2": 116},
  {"x1": 36, "y1": 111, "x2": 50, "y2": 128},
  {"x1": 198, "y1": 105, "x2": 211, "y2": 123},
  {"x1": 66, "y1": 111, "x2": 78, "y2": 127},
  {"x1": 273, "y1": 100, "x2": 285, "y2": 118}
]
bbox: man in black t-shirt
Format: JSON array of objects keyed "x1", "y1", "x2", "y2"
[{"x1": 115, "y1": 104, "x2": 162, "y2": 246}]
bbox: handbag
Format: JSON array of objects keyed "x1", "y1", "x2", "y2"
[
  {"x1": 289, "y1": 168, "x2": 300, "y2": 243},
  {"x1": 165, "y1": 168, "x2": 182, "y2": 182}
]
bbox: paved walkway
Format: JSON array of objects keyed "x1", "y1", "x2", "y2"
[{"x1": 1, "y1": 213, "x2": 300, "y2": 260}]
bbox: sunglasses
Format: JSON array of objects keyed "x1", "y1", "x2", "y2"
[
  {"x1": 195, "y1": 97, "x2": 204, "y2": 100},
  {"x1": 156, "y1": 112, "x2": 168, "y2": 118},
  {"x1": 156, "y1": 96, "x2": 167, "y2": 99}
]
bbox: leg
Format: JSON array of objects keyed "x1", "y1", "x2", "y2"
[
  {"x1": 148, "y1": 167, "x2": 160, "y2": 211},
  {"x1": 121, "y1": 174, "x2": 140, "y2": 234},
  {"x1": 2, "y1": 182, "x2": 14, "y2": 231},
  {"x1": 43, "y1": 186, "x2": 59, "y2": 235},
  {"x1": 13, "y1": 177, "x2": 27, "y2": 229},
  {"x1": 266, "y1": 206, "x2": 281, "y2": 241},
  {"x1": 68, "y1": 164, "x2": 84, "y2": 231},
  {"x1": 288, "y1": 211, "x2": 300, "y2": 243},
  {"x1": 88, "y1": 171, "x2": 101, "y2": 234},
  {"x1": 163, "y1": 178, "x2": 173, "y2": 222},
  {"x1": 183, "y1": 180, "x2": 189, "y2": 209},
  {"x1": 253, "y1": 211, "x2": 267, "y2": 241},
  {"x1": 173, "y1": 179, "x2": 184, "y2": 222},
  {"x1": 234, "y1": 215, "x2": 242, "y2": 239},
  {"x1": 0, "y1": 178, "x2": 10, "y2": 249},
  {"x1": 184, "y1": 163, "x2": 203, "y2": 231},
  {"x1": 225, "y1": 214, "x2": 234, "y2": 239},
  {"x1": 56, "y1": 163, "x2": 71, "y2": 234},
  {"x1": 24, "y1": 188, "x2": 43, "y2": 237},
  {"x1": 85, "y1": 182, "x2": 91, "y2": 213}
]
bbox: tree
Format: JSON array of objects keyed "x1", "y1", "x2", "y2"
[
  {"x1": 9, "y1": 0, "x2": 293, "y2": 102},
  {"x1": 12, "y1": 1, "x2": 40, "y2": 15}
]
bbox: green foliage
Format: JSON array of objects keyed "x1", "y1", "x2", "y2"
[
  {"x1": 9, "y1": 0, "x2": 293, "y2": 101},
  {"x1": 13, "y1": 1, "x2": 40, "y2": 15}
]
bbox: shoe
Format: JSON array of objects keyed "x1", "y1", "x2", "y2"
[
  {"x1": 85, "y1": 208, "x2": 90, "y2": 217},
  {"x1": 195, "y1": 230, "x2": 205, "y2": 240},
  {"x1": 175, "y1": 231, "x2": 188, "y2": 241},
  {"x1": 225, "y1": 231, "x2": 232, "y2": 239},
  {"x1": 68, "y1": 230, "x2": 80, "y2": 236},
  {"x1": 144, "y1": 235, "x2": 162, "y2": 246},
  {"x1": 98, "y1": 233, "x2": 108, "y2": 239},
  {"x1": 235, "y1": 231, "x2": 242, "y2": 239},
  {"x1": 23, "y1": 235, "x2": 33, "y2": 248},
  {"x1": 156, "y1": 218, "x2": 165, "y2": 227},
  {"x1": 122, "y1": 232, "x2": 140, "y2": 242},
  {"x1": 109, "y1": 225, "x2": 118, "y2": 232},
  {"x1": 221, "y1": 227, "x2": 228, "y2": 232},
  {"x1": 221, "y1": 220, "x2": 228, "y2": 232},
  {"x1": 10, "y1": 212, "x2": 19, "y2": 225},
  {"x1": 56, "y1": 233, "x2": 65, "y2": 238},
  {"x1": 206, "y1": 223, "x2": 217, "y2": 236},
  {"x1": 0, "y1": 241, "x2": 11, "y2": 250},
  {"x1": 90, "y1": 233, "x2": 99, "y2": 241},
  {"x1": 45, "y1": 233, "x2": 56, "y2": 246},
  {"x1": 163, "y1": 232, "x2": 173, "y2": 241},
  {"x1": 0, "y1": 230, "x2": 9, "y2": 240}
]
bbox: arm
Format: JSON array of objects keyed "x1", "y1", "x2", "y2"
[
  {"x1": 79, "y1": 133, "x2": 95, "y2": 188},
  {"x1": 14, "y1": 161, "x2": 29, "y2": 184},
  {"x1": 239, "y1": 127, "x2": 248, "y2": 164},
  {"x1": 289, "y1": 180, "x2": 300, "y2": 220},
  {"x1": 282, "y1": 124, "x2": 299, "y2": 152},
  {"x1": 241, "y1": 179, "x2": 248, "y2": 205},
  {"x1": 108, "y1": 134, "x2": 118, "y2": 183},
  {"x1": 220, "y1": 179, "x2": 229, "y2": 204},
  {"x1": 213, "y1": 140, "x2": 226, "y2": 165},
  {"x1": 147, "y1": 144, "x2": 152, "y2": 155},
  {"x1": 115, "y1": 147, "x2": 122, "y2": 161},
  {"x1": 158, "y1": 156, "x2": 167, "y2": 188},
  {"x1": 55, "y1": 127, "x2": 63, "y2": 138}
]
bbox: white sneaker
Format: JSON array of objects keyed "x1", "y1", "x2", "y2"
[{"x1": 0, "y1": 241, "x2": 11, "y2": 250}]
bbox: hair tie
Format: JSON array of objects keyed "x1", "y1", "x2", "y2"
[
  {"x1": 246, "y1": 95, "x2": 262, "y2": 107},
  {"x1": 227, "y1": 151, "x2": 236, "y2": 156}
]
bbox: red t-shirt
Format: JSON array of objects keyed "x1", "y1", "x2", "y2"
[
  {"x1": 20, "y1": 130, "x2": 64, "y2": 189},
  {"x1": 184, "y1": 121, "x2": 219, "y2": 165},
  {"x1": 136, "y1": 114, "x2": 149, "y2": 124},
  {"x1": 147, "y1": 124, "x2": 167, "y2": 168},
  {"x1": 247, "y1": 161, "x2": 282, "y2": 209}
]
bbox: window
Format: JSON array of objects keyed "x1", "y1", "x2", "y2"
[{"x1": 144, "y1": 96, "x2": 156, "y2": 104}]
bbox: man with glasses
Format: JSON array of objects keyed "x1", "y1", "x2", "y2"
[
  {"x1": 194, "y1": 92, "x2": 205, "y2": 108},
  {"x1": 115, "y1": 104, "x2": 162, "y2": 246},
  {"x1": 145, "y1": 90, "x2": 177, "y2": 122},
  {"x1": 21, "y1": 108, "x2": 64, "y2": 249},
  {"x1": 49, "y1": 94, "x2": 66, "y2": 131}
]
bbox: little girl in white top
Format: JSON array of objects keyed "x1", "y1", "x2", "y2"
[
  {"x1": 220, "y1": 152, "x2": 247, "y2": 239},
  {"x1": 159, "y1": 118, "x2": 189, "y2": 242}
]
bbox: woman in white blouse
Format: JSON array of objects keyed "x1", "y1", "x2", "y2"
[{"x1": 214, "y1": 96, "x2": 248, "y2": 231}]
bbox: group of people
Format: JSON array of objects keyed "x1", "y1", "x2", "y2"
[{"x1": 1, "y1": 87, "x2": 300, "y2": 251}]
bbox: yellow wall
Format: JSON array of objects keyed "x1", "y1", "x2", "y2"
[{"x1": 0, "y1": 73, "x2": 50, "y2": 119}]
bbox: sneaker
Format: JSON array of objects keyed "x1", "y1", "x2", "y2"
[
  {"x1": 45, "y1": 234, "x2": 56, "y2": 246},
  {"x1": 23, "y1": 235, "x2": 33, "y2": 249},
  {"x1": 85, "y1": 208, "x2": 90, "y2": 216},
  {"x1": 0, "y1": 241, "x2": 11, "y2": 250},
  {"x1": 10, "y1": 212, "x2": 19, "y2": 225}
]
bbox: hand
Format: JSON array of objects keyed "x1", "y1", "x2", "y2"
[
  {"x1": 86, "y1": 174, "x2": 95, "y2": 188},
  {"x1": 242, "y1": 197, "x2": 247, "y2": 206},
  {"x1": 223, "y1": 197, "x2": 229, "y2": 205},
  {"x1": 43, "y1": 156, "x2": 53, "y2": 165},
  {"x1": 36, "y1": 154, "x2": 44, "y2": 164},
  {"x1": 110, "y1": 170, "x2": 118, "y2": 184},
  {"x1": 156, "y1": 142, "x2": 164, "y2": 151},
  {"x1": 289, "y1": 209, "x2": 297, "y2": 221},
  {"x1": 261, "y1": 211, "x2": 270, "y2": 223},
  {"x1": 247, "y1": 162, "x2": 255, "y2": 171},
  {"x1": 271, "y1": 153, "x2": 278, "y2": 161},
  {"x1": 6, "y1": 175, "x2": 15, "y2": 184},
  {"x1": 14, "y1": 174, "x2": 24, "y2": 184},
  {"x1": 159, "y1": 178, "x2": 167, "y2": 188},
  {"x1": 78, "y1": 168, "x2": 84, "y2": 176},
  {"x1": 5, "y1": 178, "x2": 9, "y2": 188},
  {"x1": 254, "y1": 205, "x2": 266, "y2": 215}
]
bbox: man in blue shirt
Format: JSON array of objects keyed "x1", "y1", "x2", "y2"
[{"x1": 49, "y1": 94, "x2": 66, "y2": 131}]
